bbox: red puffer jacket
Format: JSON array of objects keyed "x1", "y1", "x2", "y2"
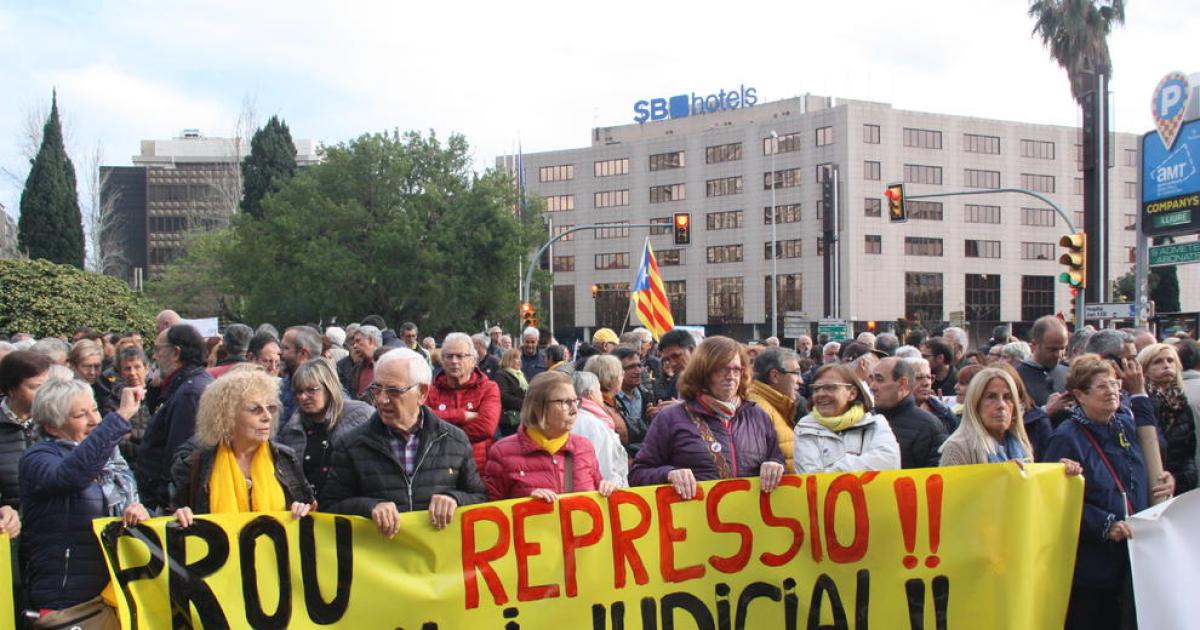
[
  {"x1": 426, "y1": 368, "x2": 501, "y2": 471},
  {"x1": 483, "y1": 426, "x2": 603, "y2": 500}
]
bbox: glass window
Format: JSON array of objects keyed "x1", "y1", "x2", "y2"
[
  {"x1": 1020, "y1": 207, "x2": 1056, "y2": 227},
  {"x1": 649, "y1": 183, "x2": 686, "y2": 203},
  {"x1": 593, "y1": 190, "x2": 630, "y2": 208},
  {"x1": 815, "y1": 126, "x2": 834, "y2": 147},
  {"x1": 1020, "y1": 139, "x2": 1055, "y2": 160},
  {"x1": 552, "y1": 255, "x2": 575, "y2": 272},
  {"x1": 863, "y1": 124, "x2": 880, "y2": 144},
  {"x1": 865, "y1": 234, "x2": 882, "y2": 254},
  {"x1": 764, "y1": 168, "x2": 804, "y2": 190},
  {"x1": 649, "y1": 151, "x2": 685, "y2": 171},
  {"x1": 707, "y1": 277, "x2": 743, "y2": 324},
  {"x1": 593, "y1": 222, "x2": 630, "y2": 239},
  {"x1": 552, "y1": 285, "x2": 574, "y2": 332},
  {"x1": 538, "y1": 164, "x2": 575, "y2": 182},
  {"x1": 964, "y1": 240, "x2": 1001, "y2": 259},
  {"x1": 649, "y1": 217, "x2": 672, "y2": 235},
  {"x1": 909, "y1": 200, "x2": 943, "y2": 221},
  {"x1": 864, "y1": 198, "x2": 882, "y2": 217},
  {"x1": 552, "y1": 224, "x2": 575, "y2": 241},
  {"x1": 764, "y1": 239, "x2": 802, "y2": 260},
  {"x1": 1020, "y1": 242, "x2": 1055, "y2": 260},
  {"x1": 658, "y1": 249, "x2": 684, "y2": 266},
  {"x1": 593, "y1": 158, "x2": 629, "y2": 177},
  {"x1": 765, "y1": 274, "x2": 802, "y2": 323},
  {"x1": 1021, "y1": 276, "x2": 1055, "y2": 322},
  {"x1": 964, "y1": 169, "x2": 1001, "y2": 189},
  {"x1": 706, "y1": 244, "x2": 743, "y2": 264},
  {"x1": 864, "y1": 161, "x2": 881, "y2": 181},
  {"x1": 905, "y1": 272, "x2": 944, "y2": 323},
  {"x1": 594, "y1": 252, "x2": 629, "y2": 270},
  {"x1": 705, "y1": 142, "x2": 742, "y2": 164},
  {"x1": 964, "y1": 204, "x2": 1001, "y2": 224},
  {"x1": 706, "y1": 176, "x2": 743, "y2": 197},
  {"x1": 903, "y1": 128, "x2": 943, "y2": 149},
  {"x1": 544, "y1": 194, "x2": 575, "y2": 212},
  {"x1": 763, "y1": 131, "x2": 802, "y2": 155},
  {"x1": 594, "y1": 282, "x2": 630, "y2": 331},
  {"x1": 963, "y1": 134, "x2": 1000, "y2": 154},
  {"x1": 1020, "y1": 173, "x2": 1055, "y2": 193},
  {"x1": 904, "y1": 237, "x2": 943, "y2": 256},
  {"x1": 904, "y1": 164, "x2": 943, "y2": 185},
  {"x1": 664, "y1": 280, "x2": 686, "y2": 324},
  {"x1": 764, "y1": 203, "x2": 802, "y2": 224},
  {"x1": 707, "y1": 210, "x2": 743, "y2": 230},
  {"x1": 966, "y1": 274, "x2": 1001, "y2": 323}
]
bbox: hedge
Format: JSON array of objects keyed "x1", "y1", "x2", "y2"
[{"x1": 0, "y1": 258, "x2": 157, "y2": 339}]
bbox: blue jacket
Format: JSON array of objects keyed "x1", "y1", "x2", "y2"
[
  {"x1": 1043, "y1": 399, "x2": 1153, "y2": 591},
  {"x1": 19, "y1": 412, "x2": 131, "y2": 610},
  {"x1": 136, "y1": 364, "x2": 212, "y2": 509},
  {"x1": 1023, "y1": 405, "x2": 1053, "y2": 462}
]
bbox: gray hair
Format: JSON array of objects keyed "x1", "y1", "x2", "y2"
[
  {"x1": 115, "y1": 345, "x2": 149, "y2": 371},
  {"x1": 375, "y1": 347, "x2": 432, "y2": 385},
  {"x1": 47, "y1": 364, "x2": 74, "y2": 382},
  {"x1": 753, "y1": 347, "x2": 799, "y2": 383},
  {"x1": 822, "y1": 341, "x2": 841, "y2": 354},
  {"x1": 0, "y1": 342, "x2": 14, "y2": 354},
  {"x1": 355, "y1": 325, "x2": 383, "y2": 347},
  {"x1": 1001, "y1": 341, "x2": 1032, "y2": 361},
  {"x1": 901, "y1": 356, "x2": 930, "y2": 374},
  {"x1": 31, "y1": 338, "x2": 70, "y2": 360},
  {"x1": 583, "y1": 354, "x2": 622, "y2": 392},
  {"x1": 942, "y1": 327, "x2": 968, "y2": 351},
  {"x1": 875, "y1": 333, "x2": 900, "y2": 356},
  {"x1": 325, "y1": 326, "x2": 347, "y2": 347},
  {"x1": 256, "y1": 323, "x2": 280, "y2": 340},
  {"x1": 442, "y1": 332, "x2": 477, "y2": 359},
  {"x1": 471, "y1": 333, "x2": 490, "y2": 350},
  {"x1": 893, "y1": 345, "x2": 922, "y2": 359},
  {"x1": 632, "y1": 327, "x2": 653, "y2": 343},
  {"x1": 1067, "y1": 329, "x2": 1094, "y2": 360},
  {"x1": 222, "y1": 324, "x2": 254, "y2": 356},
  {"x1": 13, "y1": 339, "x2": 34, "y2": 351},
  {"x1": 1085, "y1": 329, "x2": 1130, "y2": 358},
  {"x1": 290, "y1": 326, "x2": 324, "y2": 358},
  {"x1": 855, "y1": 332, "x2": 877, "y2": 348},
  {"x1": 31, "y1": 377, "x2": 92, "y2": 430},
  {"x1": 572, "y1": 370, "x2": 602, "y2": 398},
  {"x1": 522, "y1": 327, "x2": 540, "y2": 340}
]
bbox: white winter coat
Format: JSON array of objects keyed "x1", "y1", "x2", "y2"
[{"x1": 792, "y1": 410, "x2": 901, "y2": 473}]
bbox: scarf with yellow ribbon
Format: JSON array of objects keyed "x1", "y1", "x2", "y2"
[
  {"x1": 209, "y1": 442, "x2": 287, "y2": 513},
  {"x1": 812, "y1": 402, "x2": 866, "y2": 432},
  {"x1": 526, "y1": 425, "x2": 570, "y2": 454}
]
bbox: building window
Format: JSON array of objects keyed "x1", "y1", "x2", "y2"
[
  {"x1": 865, "y1": 234, "x2": 882, "y2": 254},
  {"x1": 544, "y1": 194, "x2": 575, "y2": 212},
  {"x1": 594, "y1": 222, "x2": 630, "y2": 239},
  {"x1": 815, "y1": 126, "x2": 834, "y2": 147},
  {"x1": 593, "y1": 190, "x2": 630, "y2": 208},
  {"x1": 816, "y1": 236, "x2": 825, "y2": 256},
  {"x1": 1073, "y1": 177, "x2": 1084, "y2": 196},
  {"x1": 864, "y1": 161, "x2": 881, "y2": 181},
  {"x1": 905, "y1": 272, "x2": 944, "y2": 323},
  {"x1": 764, "y1": 203, "x2": 802, "y2": 224},
  {"x1": 707, "y1": 210, "x2": 743, "y2": 230},
  {"x1": 904, "y1": 128, "x2": 943, "y2": 149},
  {"x1": 1020, "y1": 207, "x2": 1056, "y2": 227},
  {"x1": 707, "y1": 244, "x2": 743, "y2": 264},
  {"x1": 964, "y1": 204, "x2": 1001, "y2": 224},
  {"x1": 1127, "y1": 246, "x2": 1136, "y2": 263},
  {"x1": 149, "y1": 247, "x2": 182, "y2": 265},
  {"x1": 863, "y1": 124, "x2": 880, "y2": 144},
  {"x1": 658, "y1": 249, "x2": 684, "y2": 266},
  {"x1": 966, "y1": 274, "x2": 1001, "y2": 323},
  {"x1": 904, "y1": 164, "x2": 943, "y2": 185},
  {"x1": 1075, "y1": 144, "x2": 1084, "y2": 165},
  {"x1": 964, "y1": 239, "x2": 1001, "y2": 259},
  {"x1": 964, "y1": 168, "x2": 1001, "y2": 189},
  {"x1": 594, "y1": 252, "x2": 629, "y2": 270},
  {"x1": 649, "y1": 151, "x2": 685, "y2": 171},
  {"x1": 1021, "y1": 242, "x2": 1055, "y2": 260},
  {"x1": 552, "y1": 285, "x2": 574, "y2": 331},
  {"x1": 649, "y1": 217, "x2": 672, "y2": 235},
  {"x1": 764, "y1": 168, "x2": 803, "y2": 190},
  {"x1": 552, "y1": 224, "x2": 575, "y2": 241},
  {"x1": 664, "y1": 280, "x2": 686, "y2": 324},
  {"x1": 864, "y1": 198, "x2": 882, "y2": 217},
  {"x1": 815, "y1": 163, "x2": 835, "y2": 183},
  {"x1": 1021, "y1": 275, "x2": 1055, "y2": 322},
  {"x1": 1073, "y1": 211, "x2": 1084, "y2": 227},
  {"x1": 649, "y1": 183, "x2": 686, "y2": 203},
  {"x1": 552, "y1": 255, "x2": 575, "y2": 272},
  {"x1": 909, "y1": 200, "x2": 944, "y2": 221},
  {"x1": 1020, "y1": 173, "x2": 1056, "y2": 193},
  {"x1": 594, "y1": 158, "x2": 629, "y2": 177},
  {"x1": 963, "y1": 134, "x2": 1000, "y2": 154},
  {"x1": 594, "y1": 282, "x2": 630, "y2": 331},
  {"x1": 1020, "y1": 139, "x2": 1055, "y2": 160},
  {"x1": 538, "y1": 164, "x2": 574, "y2": 182},
  {"x1": 905, "y1": 237, "x2": 943, "y2": 256},
  {"x1": 706, "y1": 142, "x2": 742, "y2": 164},
  {"x1": 1124, "y1": 149, "x2": 1138, "y2": 167},
  {"x1": 706, "y1": 176, "x2": 743, "y2": 197},
  {"x1": 765, "y1": 274, "x2": 802, "y2": 322},
  {"x1": 707, "y1": 277, "x2": 743, "y2": 324},
  {"x1": 148, "y1": 216, "x2": 188, "y2": 233},
  {"x1": 1123, "y1": 181, "x2": 1138, "y2": 199},
  {"x1": 1124, "y1": 213, "x2": 1137, "y2": 229},
  {"x1": 764, "y1": 239, "x2": 802, "y2": 260},
  {"x1": 763, "y1": 131, "x2": 802, "y2": 155}
]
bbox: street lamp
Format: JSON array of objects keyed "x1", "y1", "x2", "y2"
[{"x1": 770, "y1": 130, "x2": 778, "y2": 340}]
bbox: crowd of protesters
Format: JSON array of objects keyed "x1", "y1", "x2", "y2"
[{"x1": 0, "y1": 309, "x2": 1198, "y2": 629}]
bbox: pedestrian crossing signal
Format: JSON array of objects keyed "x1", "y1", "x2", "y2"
[{"x1": 884, "y1": 183, "x2": 906, "y2": 222}]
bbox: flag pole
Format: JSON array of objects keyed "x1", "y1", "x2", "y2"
[{"x1": 621, "y1": 236, "x2": 651, "y2": 338}]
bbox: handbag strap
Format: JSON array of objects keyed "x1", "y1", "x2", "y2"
[
  {"x1": 563, "y1": 452, "x2": 574, "y2": 493},
  {"x1": 683, "y1": 406, "x2": 733, "y2": 479},
  {"x1": 1079, "y1": 424, "x2": 1135, "y2": 517}
]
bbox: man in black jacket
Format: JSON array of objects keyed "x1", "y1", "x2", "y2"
[
  {"x1": 869, "y1": 357, "x2": 947, "y2": 469},
  {"x1": 321, "y1": 348, "x2": 486, "y2": 537}
]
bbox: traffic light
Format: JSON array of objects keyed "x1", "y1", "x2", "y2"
[
  {"x1": 1068, "y1": 288, "x2": 1080, "y2": 322},
  {"x1": 520, "y1": 302, "x2": 537, "y2": 329},
  {"x1": 1058, "y1": 233, "x2": 1087, "y2": 289},
  {"x1": 821, "y1": 178, "x2": 834, "y2": 214},
  {"x1": 884, "y1": 183, "x2": 906, "y2": 222},
  {"x1": 673, "y1": 212, "x2": 690, "y2": 245}
]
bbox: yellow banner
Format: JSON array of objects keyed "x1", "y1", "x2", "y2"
[{"x1": 91, "y1": 464, "x2": 1081, "y2": 629}]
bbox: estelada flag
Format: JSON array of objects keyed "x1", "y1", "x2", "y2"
[{"x1": 632, "y1": 239, "x2": 674, "y2": 340}]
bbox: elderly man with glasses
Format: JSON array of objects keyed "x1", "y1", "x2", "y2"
[
  {"x1": 425, "y1": 332, "x2": 501, "y2": 472},
  {"x1": 322, "y1": 348, "x2": 486, "y2": 538}
]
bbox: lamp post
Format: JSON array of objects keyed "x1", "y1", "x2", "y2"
[{"x1": 769, "y1": 130, "x2": 778, "y2": 340}]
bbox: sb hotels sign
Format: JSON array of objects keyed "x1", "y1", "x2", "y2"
[{"x1": 632, "y1": 85, "x2": 758, "y2": 124}]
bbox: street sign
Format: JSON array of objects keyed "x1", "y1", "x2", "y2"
[
  {"x1": 1084, "y1": 303, "x2": 1137, "y2": 320},
  {"x1": 1149, "y1": 241, "x2": 1200, "y2": 266},
  {"x1": 818, "y1": 319, "x2": 850, "y2": 341},
  {"x1": 783, "y1": 325, "x2": 807, "y2": 338},
  {"x1": 1142, "y1": 118, "x2": 1200, "y2": 237},
  {"x1": 1152, "y1": 72, "x2": 1191, "y2": 151}
]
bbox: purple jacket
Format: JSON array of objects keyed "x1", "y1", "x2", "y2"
[{"x1": 629, "y1": 399, "x2": 784, "y2": 486}]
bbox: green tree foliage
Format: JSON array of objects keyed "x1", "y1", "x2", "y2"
[
  {"x1": 0, "y1": 258, "x2": 156, "y2": 338},
  {"x1": 1028, "y1": 0, "x2": 1125, "y2": 102},
  {"x1": 240, "y1": 115, "x2": 297, "y2": 220},
  {"x1": 167, "y1": 130, "x2": 542, "y2": 333},
  {"x1": 1110, "y1": 265, "x2": 1180, "y2": 313},
  {"x1": 144, "y1": 228, "x2": 242, "y2": 320},
  {"x1": 17, "y1": 91, "x2": 85, "y2": 267}
]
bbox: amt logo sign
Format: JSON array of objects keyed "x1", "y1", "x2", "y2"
[{"x1": 633, "y1": 85, "x2": 758, "y2": 124}]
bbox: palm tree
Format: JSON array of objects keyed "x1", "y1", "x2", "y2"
[{"x1": 1028, "y1": 0, "x2": 1126, "y2": 103}]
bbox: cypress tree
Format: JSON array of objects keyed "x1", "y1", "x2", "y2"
[
  {"x1": 240, "y1": 115, "x2": 297, "y2": 219},
  {"x1": 17, "y1": 91, "x2": 84, "y2": 267}
]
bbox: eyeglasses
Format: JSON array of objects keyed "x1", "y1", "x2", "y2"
[
  {"x1": 546, "y1": 398, "x2": 580, "y2": 410},
  {"x1": 716, "y1": 366, "x2": 744, "y2": 377},
  {"x1": 369, "y1": 383, "x2": 418, "y2": 400},
  {"x1": 443, "y1": 352, "x2": 472, "y2": 362},
  {"x1": 623, "y1": 363, "x2": 643, "y2": 371},
  {"x1": 1087, "y1": 379, "x2": 1122, "y2": 393},
  {"x1": 243, "y1": 403, "x2": 281, "y2": 416},
  {"x1": 294, "y1": 385, "x2": 324, "y2": 399},
  {"x1": 811, "y1": 383, "x2": 855, "y2": 394},
  {"x1": 779, "y1": 369, "x2": 803, "y2": 376}
]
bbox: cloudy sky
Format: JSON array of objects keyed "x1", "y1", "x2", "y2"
[{"x1": 2, "y1": 0, "x2": 1198, "y2": 220}]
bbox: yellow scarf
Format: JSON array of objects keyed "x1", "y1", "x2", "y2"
[
  {"x1": 526, "y1": 425, "x2": 570, "y2": 455},
  {"x1": 209, "y1": 442, "x2": 287, "y2": 513},
  {"x1": 812, "y1": 403, "x2": 866, "y2": 432}
]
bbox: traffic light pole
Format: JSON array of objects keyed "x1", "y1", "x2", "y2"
[
  {"x1": 906, "y1": 187, "x2": 1084, "y2": 331},
  {"x1": 522, "y1": 222, "x2": 661, "y2": 305}
]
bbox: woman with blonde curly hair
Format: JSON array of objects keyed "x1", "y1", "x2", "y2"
[{"x1": 170, "y1": 366, "x2": 315, "y2": 526}]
